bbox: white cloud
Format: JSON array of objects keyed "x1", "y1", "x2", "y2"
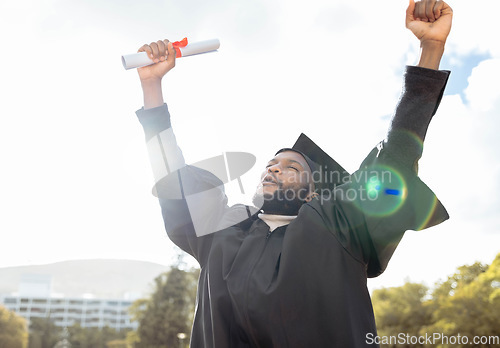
[
  {"x1": 466, "y1": 58, "x2": 500, "y2": 111},
  {"x1": 446, "y1": 0, "x2": 500, "y2": 57}
]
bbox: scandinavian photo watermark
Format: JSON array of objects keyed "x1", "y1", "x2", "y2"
[{"x1": 261, "y1": 166, "x2": 397, "y2": 204}]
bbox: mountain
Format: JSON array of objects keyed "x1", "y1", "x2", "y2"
[{"x1": 0, "y1": 259, "x2": 170, "y2": 299}]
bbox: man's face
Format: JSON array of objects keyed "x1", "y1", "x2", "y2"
[{"x1": 253, "y1": 151, "x2": 315, "y2": 215}]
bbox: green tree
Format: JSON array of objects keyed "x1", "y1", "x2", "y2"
[
  {"x1": 426, "y1": 254, "x2": 500, "y2": 347},
  {"x1": 372, "y1": 282, "x2": 431, "y2": 347},
  {"x1": 125, "y1": 330, "x2": 140, "y2": 348},
  {"x1": 372, "y1": 253, "x2": 500, "y2": 348},
  {"x1": 431, "y1": 261, "x2": 488, "y2": 301},
  {"x1": 0, "y1": 305, "x2": 28, "y2": 348},
  {"x1": 67, "y1": 324, "x2": 129, "y2": 348},
  {"x1": 105, "y1": 339, "x2": 128, "y2": 348},
  {"x1": 28, "y1": 317, "x2": 62, "y2": 348},
  {"x1": 128, "y1": 264, "x2": 199, "y2": 348}
]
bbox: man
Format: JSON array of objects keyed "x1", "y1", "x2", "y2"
[{"x1": 133, "y1": 0, "x2": 453, "y2": 346}]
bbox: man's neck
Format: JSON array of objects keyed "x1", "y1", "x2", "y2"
[{"x1": 258, "y1": 213, "x2": 297, "y2": 231}]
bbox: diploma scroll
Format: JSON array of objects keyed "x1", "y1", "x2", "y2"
[{"x1": 121, "y1": 38, "x2": 220, "y2": 70}]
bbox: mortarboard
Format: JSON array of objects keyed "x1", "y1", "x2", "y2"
[{"x1": 276, "y1": 133, "x2": 350, "y2": 191}]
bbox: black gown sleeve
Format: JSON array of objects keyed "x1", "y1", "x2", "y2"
[
  {"x1": 310, "y1": 66, "x2": 450, "y2": 277},
  {"x1": 136, "y1": 104, "x2": 231, "y2": 265},
  {"x1": 385, "y1": 65, "x2": 450, "y2": 172},
  {"x1": 364, "y1": 66, "x2": 450, "y2": 276}
]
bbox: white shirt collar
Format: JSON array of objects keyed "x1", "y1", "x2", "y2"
[{"x1": 258, "y1": 213, "x2": 297, "y2": 232}]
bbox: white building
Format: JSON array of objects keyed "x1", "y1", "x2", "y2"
[
  {"x1": 1, "y1": 295, "x2": 138, "y2": 331},
  {"x1": 0, "y1": 274, "x2": 138, "y2": 331}
]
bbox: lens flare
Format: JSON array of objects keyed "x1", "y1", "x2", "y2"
[
  {"x1": 355, "y1": 165, "x2": 407, "y2": 217},
  {"x1": 415, "y1": 195, "x2": 439, "y2": 231}
]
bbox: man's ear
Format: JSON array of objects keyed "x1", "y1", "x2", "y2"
[{"x1": 305, "y1": 191, "x2": 319, "y2": 202}]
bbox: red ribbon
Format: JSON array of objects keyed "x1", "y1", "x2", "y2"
[{"x1": 172, "y1": 37, "x2": 188, "y2": 58}]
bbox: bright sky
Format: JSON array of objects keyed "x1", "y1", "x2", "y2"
[{"x1": 1, "y1": 0, "x2": 499, "y2": 292}]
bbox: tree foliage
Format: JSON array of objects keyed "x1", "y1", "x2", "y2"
[
  {"x1": 0, "y1": 305, "x2": 28, "y2": 348},
  {"x1": 372, "y1": 253, "x2": 500, "y2": 348},
  {"x1": 372, "y1": 282, "x2": 431, "y2": 340},
  {"x1": 28, "y1": 317, "x2": 61, "y2": 348},
  {"x1": 67, "y1": 324, "x2": 130, "y2": 348},
  {"x1": 27, "y1": 318, "x2": 128, "y2": 348},
  {"x1": 426, "y1": 254, "x2": 500, "y2": 346},
  {"x1": 105, "y1": 339, "x2": 128, "y2": 348},
  {"x1": 128, "y1": 263, "x2": 199, "y2": 348}
]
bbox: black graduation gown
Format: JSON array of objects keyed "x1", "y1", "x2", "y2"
[{"x1": 136, "y1": 66, "x2": 450, "y2": 347}]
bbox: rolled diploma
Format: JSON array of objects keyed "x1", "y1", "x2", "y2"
[{"x1": 121, "y1": 38, "x2": 220, "y2": 70}]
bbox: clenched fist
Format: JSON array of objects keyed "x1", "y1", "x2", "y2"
[{"x1": 406, "y1": 0, "x2": 453, "y2": 46}]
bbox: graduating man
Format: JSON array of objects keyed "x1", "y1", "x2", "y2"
[{"x1": 132, "y1": 0, "x2": 453, "y2": 346}]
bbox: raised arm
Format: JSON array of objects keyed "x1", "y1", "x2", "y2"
[
  {"x1": 134, "y1": 40, "x2": 234, "y2": 265},
  {"x1": 137, "y1": 39, "x2": 175, "y2": 109},
  {"x1": 318, "y1": 2, "x2": 454, "y2": 277},
  {"x1": 385, "y1": 0, "x2": 453, "y2": 171},
  {"x1": 361, "y1": 1, "x2": 453, "y2": 273}
]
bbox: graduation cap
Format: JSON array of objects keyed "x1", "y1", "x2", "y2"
[{"x1": 276, "y1": 133, "x2": 350, "y2": 191}]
